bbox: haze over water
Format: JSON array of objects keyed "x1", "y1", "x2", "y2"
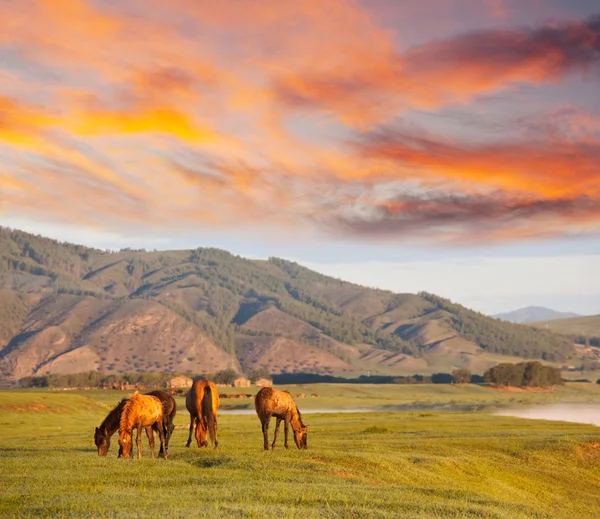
[{"x1": 496, "y1": 404, "x2": 600, "y2": 427}]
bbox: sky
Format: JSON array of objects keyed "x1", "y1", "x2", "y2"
[{"x1": 1, "y1": 0, "x2": 600, "y2": 315}]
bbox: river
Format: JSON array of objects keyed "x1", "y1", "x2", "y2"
[{"x1": 221, "y1": 403, "x2": 600, "y2": 426}]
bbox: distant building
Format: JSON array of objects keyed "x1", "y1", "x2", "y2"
[
  {"x1": 167, "y1": 375, "x2": 193, "y2": 389},
  {"x1": 233, "y1": 377, "x2": 251, "y2": 388},
  {"x1": 255, "y1": 378, "x2": 273, "y2": 387}
]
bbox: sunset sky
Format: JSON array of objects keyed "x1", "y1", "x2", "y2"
[{"x1": 1, "y1": 0, "x2": 599, "y2": 315}]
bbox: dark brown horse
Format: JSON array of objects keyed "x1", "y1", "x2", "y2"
[
  {"x1": 118, "y1": 392, "x2": 167, "y2": 459},
  {"x1": 147, "y1": 390, "x2": 177, "y2": 457},
  {"x1": 254, "y1": 387, "x2": 308, "y2": 450},
  {"x1": 94, "y1": 390, "x2": 176, "y2": 457},
  {"x1": 185, "y1": 379, "x2": 219, "y2": 448}
]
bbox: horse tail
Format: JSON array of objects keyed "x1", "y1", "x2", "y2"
[{"x1": 202, "y1": 383, "x2": 218, "y2": 447}]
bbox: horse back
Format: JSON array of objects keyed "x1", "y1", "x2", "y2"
[
  {"x1": 187, "y1": 380, "x2": 211, "y2": 416},
  {"x1": 146, "y1": 390, "x2": 176, "y2": 421},
  {"x1": 126, "y1": 393, "x2": 163, "y2": 427},
  {"x1": 201, "y1": 381, "x2": 219, "y2": 418},
  {"x1": 255, "y1": 387, "x2": 296, "y2": 418}
]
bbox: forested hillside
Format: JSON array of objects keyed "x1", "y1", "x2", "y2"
[{"x1": 0, "y1": 227, "x2": 576, "y2": 383}]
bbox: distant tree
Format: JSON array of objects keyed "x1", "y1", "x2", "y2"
[
  {"x1": 247, "y1": 368, "x2": 271, "y2": 383},
  {"x1": 452, "y1": 368, "x2": 471, "y2": 386},
  {"x1": 213, "y1": 369, "x2": 238, "y2": 385},
  {"x1": 484, "y1": 361, "x2": 563, "y2": 388},
  {"x1": 431, "y1": 373, "x2": 454, "y2": 384}
]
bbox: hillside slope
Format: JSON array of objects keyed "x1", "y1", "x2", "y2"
[
  {"x1": 493, "y1": 306, "x2": 581, "y2": 323},
  {"x1": 0, "y1": 227, "x2": 576, "y2": 382},
  {"x1": 531, "y1": 314, "x2": 600, "y2": 344}
]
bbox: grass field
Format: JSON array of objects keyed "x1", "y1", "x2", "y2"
[{"x1": 2, "y1": 385, "x2": 600, "y2": 518}]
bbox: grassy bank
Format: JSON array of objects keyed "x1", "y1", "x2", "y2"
[{"x1": 1, "y1": 389, "x2": 600, "y2": 518}]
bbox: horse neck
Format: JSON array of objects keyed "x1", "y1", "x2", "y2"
[
  {"x1": 119, "y1": 400, "x2": 135, "y2": 434},
  {"x1": 101, "y1": 404, "x2": 124, "y2": 436},
  {"x1": 289, "y1": 405, "x2": 304, "y2": 431}
]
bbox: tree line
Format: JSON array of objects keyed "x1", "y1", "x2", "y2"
[
  {"x1": 19, "y1": 368, "x2": 274, "y2": 389},
  {"x1": 20, "y1": 363, "x2": 567, "y2": 389},
  {"x1": 419, "y1": 292, "x2": 574, "y2": 362},
  {"x1": 483, "y1": 361, "x2": 563, "y2": 388}
]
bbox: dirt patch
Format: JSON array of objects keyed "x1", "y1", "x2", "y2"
[
  {"x1": 575, "y1": 442, "x2": 600, "y2": 462},
  {"x1": 491, "y1": 386, "x2": 553, "y2": 393},
  {"x1": 335, "y1": 470, "x2": 357, "y2": 477},
  {"x1": 442, "y1": 459, "x2": 463, "y2": 471},
  {"x1": 2, "y1": 402, "x2": 52, "y2": 411}
]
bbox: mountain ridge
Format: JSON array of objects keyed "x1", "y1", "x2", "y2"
[
  {"x1": 0, "y1": 227, "x2": 576, "y2": 382},
  {"x1": 493, "y1": 306, "x2": 581, "y2": 324}
]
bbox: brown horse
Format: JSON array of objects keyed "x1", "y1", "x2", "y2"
[
  {"x1": 254, "y1": 387, "x2": 308, "y2": 450},
  {"x1": 185, "y1": 379, "x2": 219, "y2": 448},
  {"x1": 94, "y1": 390, "x2": 176, "y2": 457},
  {"x1": 146, "y1": 390, "x2": 176, "y2": 457},
  {"x1": 118, "y1": 392, "x2": 167, "y2": 459}
]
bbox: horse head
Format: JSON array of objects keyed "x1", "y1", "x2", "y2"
[
  {"x1": 195, "y1": 417, "x2": 209, "y2": 447},
  {"x1": 293, "y1": 424, "x2": 309, "y2": 450},
  {"x1": 118, "y1": 429, "x2": 132, "y2": 458},
  {"x1": 94, "y1": 426, "x2": 110, "y2": 456}
]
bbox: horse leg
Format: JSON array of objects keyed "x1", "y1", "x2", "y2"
[
  {"x1": 208, "y1": 416, "x2": 218, "y2": 449},
  {"x1": 185, "y1": 414, "x2": 194, "y2": 447},
  {"x1": 213, "y1": 418, "x2": 218, "y2": 449},
  {"x1": 146, "y1": 426, "x2": 155, "y2": 459},
  {"x1": 284, "y1": 418, "x2": 290, "y2": 449},
  {"x1": 271, "y1": 417, "x2": 282, "y2": 450},
  {"x1": 158, "y1": 419, "x2": 168, "y2": 457},
  {"x1": 168, "y1": 421, "x2": 175, "y2": 445},
  {"x1": 136, "y1": 425, "x2": 143, "y2": 460},
  {"x1": 262, "y1": 414, "x2": 271, "y2": 451},
  {"x1": 166, "y1": 417, "x2": 174, "y2": 450},
  {"x1": 157, "y1": 420, "x2": 168, "y2": 460}
]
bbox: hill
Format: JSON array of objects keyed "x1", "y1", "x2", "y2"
[
  {"x1": 493, "y1": 306, "x2": 581, "y2": 323},
  {"x1": 0, "y1": 227, "x2": 576, "y2": 383},
  {"x1": 531, "y1": 314, "x2": 600, "y2": 346}
]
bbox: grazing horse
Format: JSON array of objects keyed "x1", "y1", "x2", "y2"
[
  {"x1": 145, "y1": 390, "x2": 177, "y2": 457},
  {"x1": 118, "y1": 392, "x2": 167, "y2": 459},
  {"x1": 94, "y1": 391, "x2": 176, "y2": 457},
  {"x1": 185, "y1": 379, "x2": 219, "y2": 448},
  {"x1": 255, "y1": 387, "x2": 308, "y2": 450}
]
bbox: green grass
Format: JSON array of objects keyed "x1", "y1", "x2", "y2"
[{"x1": 1, "y1": 388, "x2": 600, "y2": 518}]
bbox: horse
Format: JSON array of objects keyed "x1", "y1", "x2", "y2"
[
  {"x1": 118, "y1": 392, "x2": 167, "y2": 459},
  {"x1": 254, "y1": 387, "x2": 308, "y2": 450},
  {"x1": 94, "y1": 390, "x2": 176, "y2": 457},
  {"x1": 185, "y1": 379, "x2": 219, "y2": 448},
  {"x1": 146, "y1": 390, "x2": 177, "y2": 457}
]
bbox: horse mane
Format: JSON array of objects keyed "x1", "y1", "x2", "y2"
[
  {"x1": 293, "y1": 402, "x2": 305, "y2": 427},
  {"x1": 100, "y1": 398, "x2": 128, "y2": 432},
  {"x1": 119, "y1": 395, "x2": 138, "y2": 433}
]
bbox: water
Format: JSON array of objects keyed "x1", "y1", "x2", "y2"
[
  {"x1": 221, "y1": 403, "x2": 600, "y2": 426},
  {"x1": 495, "y1": 404, "x2": 600, "y2": 426}
]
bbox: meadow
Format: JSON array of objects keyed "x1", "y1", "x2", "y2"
[{"x1": 1, "y1": 384, "x2": 600, "y2": 518}]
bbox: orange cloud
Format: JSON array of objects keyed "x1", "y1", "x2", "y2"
[
  {"x1": 69, "y1": 107, "x2": 219, "y2": 144},
  {"x1": 2, "y1": 1, "x2": 600, "y2": 244},
  {"x1": 357, "y1": 125, "x2": 600, "y2": 198}
]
